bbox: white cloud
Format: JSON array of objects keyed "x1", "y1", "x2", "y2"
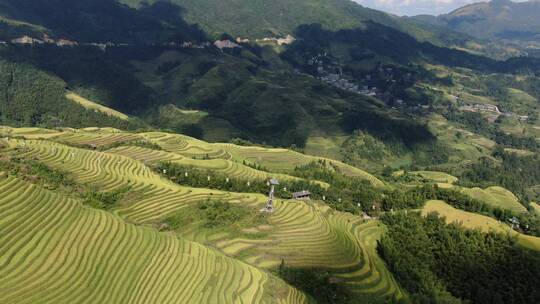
[{"x1": 353, "y1": 0, "x2": 523, "y2": 16}]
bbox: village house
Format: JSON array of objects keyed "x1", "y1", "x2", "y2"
[
  {"x1": 292, "y1": 190, "x2": 311, "y2": 200},
  {"x1": 276, "y1": 35, "x2": 295, "y2": 46},
  {"x1": 508, "y1": 217, "x2": 520, "y2": 229},
  {"x1": 473, "y1": 103, "x2": 501, "y2": 114},
  {"x1": 517, "y1": 115, "x2": 529, "y2": 122},
  {"x1": 214, "y1": 39, "x2": 240, "y2": 50},
  {"x1": 42, "y1": 34, "x2": 55, "y2": 44},
  {"x1": 11, "y1": 36, "x2": 44, "y2": 45},
  {"x1": 236, "y1": 37, "x2": 250, "y2": 43},
  {"x1": 255, "y1": 35, "x2": 295, "y2": 46},
  {"x1": 56, "y1": 39, "x2": 78, "y2": 47}
]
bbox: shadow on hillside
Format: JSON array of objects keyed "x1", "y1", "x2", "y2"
[
  {"x1": 280, "y1": 22, "x2": 442, "y2": 147},
  {"x1": 0, "y1": 0, "x2": 211, "y2": 114},
  {"x1": 4, "y1": 0, "x2": 207, "y2": 42},
  {"x1": 285, "y1": 22, "x2": 540, "y2": 73}
]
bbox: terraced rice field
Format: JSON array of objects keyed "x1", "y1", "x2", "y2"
[
  {"x1": 0, "y1": 172, "x2": 307, "y2": 303},
  {"x1": 45, "y1": 139, "x2": 401, "y2": 299},
  {"x1": 7, "y1": 139, "x2": 269, "y2": 223},
  {"x1": 410, "y1": 171, "x2": 458, "y2": 184},
  {"x1": 13, "y1": 139, "x2": 170, "y2": 192},
  {"x1": 1, "y1": 127, "x2": 383, "y2": 186},
  {"x1": 216, "y1": 143, "x2": 383, "y2": 185},
  {"x1": 422, "y1": 200, "x2": 540, "y2": 252},
  {"x1": 263, "y1": 201, "x2": 404, "y2": 300},
  {"x1": 503, "y1": 148, "x2": 535, "y2": 156},
  {"x1": 0, "y1": 128, "x2": 402, "y2": 302},
  {"x1": 53, "y1": 128, "x2": 144, "y2": 148},
  {"x1": 0, "y1": 126, "x2": 62, "y2": 139},
  {"x1": 141, "y1": 132, "x2": 232, "y2": 160},
  {"x1": 462, "y1": 186, "x2": 527, "y2": 213},
  {"x1": 157, "y1": 200, "x2": 406, "y2": 301},
  {"x1": 401, "y1": 174, "x2": 527, "y2": 213},
  {"x1": 117, "y1": 188, "x2": 265, "y2": 224},
  {"x1": 2, "y1": 127, "x2": 144, "y2": 147},
  {"x1": 106, "y1": 146, "x2": 315, "y2": 185},
  {"x1": 140, "y1": 132, "x2": 383, "y2": 187},
  {"x1": 345, "y1": 221, "x2": 405, "y2": 298}
]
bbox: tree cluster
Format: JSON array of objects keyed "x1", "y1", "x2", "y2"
[
  {"x1": 0, "y1": 60, "x2": 138, "y2": 130},
  {"x1": 459, "y1": 148, "x2": 540, "y2": 203},
  {"x1": 379, "y1": 212, "x2": 540, "y2": 304}
]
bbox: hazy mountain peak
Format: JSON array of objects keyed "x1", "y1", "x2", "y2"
[{"x1": 424, "y1": 0, "x2": 540, "y2": 44}]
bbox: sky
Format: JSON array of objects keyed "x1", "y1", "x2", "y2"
[{"x1": 352, "y1": 0, "x2": 522, "y2": 16}]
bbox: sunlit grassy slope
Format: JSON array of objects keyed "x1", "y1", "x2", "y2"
[
  {"x1": 410, "y1": 171, "x2": 459, "y2": 184},
  {"x1": 65, "y1": 92, "x2": 130, "y2": 121},
  {"x1": 422, "y1": 200, "x2": 540, "y2": 252},
  {"x1": 533, "y1": 202, "x2": 540, "y2": 216},
  {"x1": 462, "y1": 186, "x2": 528, "y2": 213},
  {"x1": 392, "y1": 166, "x2": 527, "y2": 213}
]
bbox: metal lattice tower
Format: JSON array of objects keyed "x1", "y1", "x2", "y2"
[{"x1": 261, "y1": 178, "x2": 279, "y2": 213}]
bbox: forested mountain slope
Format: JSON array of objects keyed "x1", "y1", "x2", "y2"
[
  {"x1": 0, "y1": 0, "x2": 540, "y2": 172},
  {"x1": 0, "y1": 0, "x2": 206, "y2": 42},
  {"x1": 120, "y1": 0, "x2": 470, "y2": 45},
  {"x1": 413, "y1": 0, "x2": 540, "y2": 55}
]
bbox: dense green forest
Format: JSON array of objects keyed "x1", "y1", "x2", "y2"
[
  {"x1": 0, "y1": 45, "x2": 159, "y2": 114},
  {"x1": 0, "y1": 59, "x2": 137, "y2": 128},
  {"x1": 379, "y1": 212, "x2": 540, "y2": 303},
  {"x1": 276, "y1": 266, "x2": 359, "y2": 304},
  {"x1": 0, "y1": 0, "x2": 207, "y2": 42}
]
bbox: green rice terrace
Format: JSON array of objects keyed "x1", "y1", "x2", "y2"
[{"x1": 0, "y1": 126, "x2": 539, "y2": 303}]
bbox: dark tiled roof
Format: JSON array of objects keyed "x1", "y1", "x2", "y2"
[{"x1": 292, "y1": 191, "x2": 311, "y2": 197}]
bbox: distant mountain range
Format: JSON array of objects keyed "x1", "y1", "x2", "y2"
[
  {"x1": 413, "y1": 0, "x2": 540, "y2": 52},
  {"x1": 0, "y1": 0, "x2": 539, "y2": 149},
  {"x1": 0, "y1": 0, "x2": 474, "y2": 48}
]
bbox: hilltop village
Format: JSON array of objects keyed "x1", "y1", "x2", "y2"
[
  {"x1": 304, "y1": 52, "x2": 534, "y2": 122},
  {"x1": 305, "y1": 53, "x2": 413, "y2": 106},
  {"x1": 2, "y1": 34, "x2": 295, "y2": 52},
  {"x1": 459, "y1": 102, "x2": 530, "y2": 122}
]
